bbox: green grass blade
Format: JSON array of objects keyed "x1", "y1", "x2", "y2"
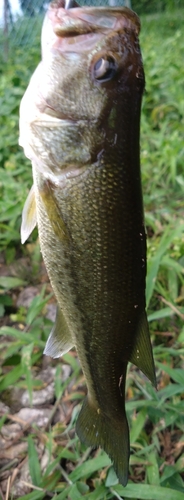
[
  {"x1": 54, "y1": 486, "x2": 72, "y2": 500},
  {"x1": 18, "y1": 492, "x2": 45, "y2": 500},
  {"x1": 68, "y1": 482, "x2": 89, "y2": 500},
  {"x1": 26, "y1": 292, "x2": 52, "y2": 326},
  {"x1": 161, "y1": 256, "x2": 184, "y2": 275},
  {"x1": 113, "y1": 483, "x2": 184, "y2": 499},
  {"x1": 69, "y1": 453, "x2": 111, "y2": 482},
  {"x1": 146, "y1": 225, "x2": 184, "y2": 307},
  {"x1": 0, "y1": 351, "x2": 41, "y2": 392},
  {"x1": 0, "y1": 364, "x2": 24, "y2": 392},
  {"x1": 0, "y1": 276, "x2": 26, "y2": 289},
  {"x1": 130, "y1": 409, "x2": 147, "y2": 444},
  {"x1": 158, "y1": 384, "x2": 184, "y2": 402},
  {"x1": 0, "y1": 326, "x2": 45, "y2": 348},
  {"x1": 85, "y1": 485, "x2": 111, "y2": 500},
  {"x1": 28, "y1": 435, "x2": 42, "y2": 487},
  {"x1": 156, "y1": 362, "x2": 184, "y2": 385},
  {"x1": 21, "y1": 343, "x2": 34, "y2": 405},
  {"x1": 148, "y1": 307, "x2": 174, "y2": 322},
  {"x1": 0, "y1": 326, "x2": 27, "y2": 340},
  {"x1": 146, "y1": 451, "x2": 160, "y2": 485},
  {"x1": 0, "y1": 414, "x2": 7, "y2": 430}
]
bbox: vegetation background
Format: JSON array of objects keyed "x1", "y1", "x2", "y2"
[{"x1": 0, "y1": 1, "x2": 184, "y2": 499}]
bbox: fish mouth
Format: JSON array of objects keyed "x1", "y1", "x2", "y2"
[
  {"x1": 41, "y1": 2, "x2": 140, "y2": 58},
  {"x1": 36, "y1": 108, "x2": 77, "y2": 123},
  {"x1": 46, "y1": 1, "x2": 140, "y2": 41}
]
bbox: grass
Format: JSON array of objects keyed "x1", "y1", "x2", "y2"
[{"x1": 0, "y1": 8, "x2": 184, "y2": 500}]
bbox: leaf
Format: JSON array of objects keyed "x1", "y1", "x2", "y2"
[
  {"x1": 0, "y1": 414, "x2": 7, "y2": 430},
  {"x1": 26, "y1": 292, "x2": 51, "y2": 326},
  {"x1": 0, "y1": 294, "x2": 13, "y2": 306},
  {"x1": 156, "y1": 362, "x2": 184, "y2": 386},
  {"x1": 146, "y1": 225, "x2": 184, "y2": 307},
  {"x1": 0, "y1": 303, "x2": 5, "y2": 317},
  {"x1": 84, "y1": 485, "x2": 110, "y2": 500},
  {"x1": 0, "y1": 326, "x2": 26, "y2": 340},
  {"x1": 161, "y1": 473, "x2": 184, "y2": 493},
  {"x1": 167, "y1": 267, "x2": 179, "y2": 301},
  {"x1": 21, "y1": 343, "x2": 34, "y2": 405},
  {"x1": 53, "y1": 487, "x2": 72, "y2": 500},
  {"x1": 0, "y1": 364, "x2": 23, "y2": 392},
  {"x1": 105, "y1": 467, "x2": 118, "y2": 487},
  {"x1": 178, "y1": 327, "x2": 184, "y2": 343},
  {"x1": 148, "y1": 307, "x2": 174, "y2": 322},
  {"x1": 0, "y1": 276, "x2": 26, "y2": 289},
  {"x1": 18, "y1": 492, "x2": 44, "y2": 500},
  {"x1": 28, "y1": 436, "x2": 42, "y2": 487},
  {"x1": 42, "y1": 470, "x2": 61, "y2": 491},
  {"x1": 69, "y1": 452, "x2": 111, "y2": 482},
  {"x1": 43, "y1": 449, "x2": 76, "y2": 478},
  {"x1": 158, "y1": 384, "x2": 184, "y2": 402},
  {"x1": 0, "y1": 326, "x2": 45, "y2": 348},
  {"x1": 161, "y1": 256, "x2": 184, "y2": 275},
  {"x1": 113, "y1": 483, "x2": 184, "y2": 499},
  {"x1": 69, "y1": 482, "x2": 89, "y2": 500},
  {"x1": 55, "y1": 364, "x2": 64, "y2": 399},
  {"x1": 160, "y1": 465, "x2": 177, "y2": 484},
  {"x1": 0, "y1": 351, "x2": 41, "y2": 392},
  {"x1": 130, "y1": 409, "x2": 147, "y2": 444},
  {"x1": 146, "y1": 451, "x2": 160, "y2": 485},
  {"x1": 175, "y1": 456, "x2": 184, "y2": 473}
]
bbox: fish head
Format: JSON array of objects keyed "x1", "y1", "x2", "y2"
[
  {"x1": 41, "y1": 1, "x2": 144, "y2": 116},
  {"x1": 19, "y1": 1, "x2": 145, "y2": 177}
]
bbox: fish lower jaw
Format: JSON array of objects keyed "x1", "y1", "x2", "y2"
[{"x1": 32, "y1": 113, "x2": 78, "y2": 126}]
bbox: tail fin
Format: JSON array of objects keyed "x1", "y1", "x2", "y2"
[{"x1": 76, "y1": 397, "x2": 129, "y2": 487}]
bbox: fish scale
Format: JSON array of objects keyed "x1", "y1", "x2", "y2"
[
  {"x1": 19, "y1": 1, "x2": 156, "y2": 486},
  {"x1": 34, "y1": 150, "x2": 146, "y2": 399}
]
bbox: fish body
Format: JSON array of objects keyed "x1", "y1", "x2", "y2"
[{"x1": 19, "y1": 1, "x2": 155, "y2": 486}]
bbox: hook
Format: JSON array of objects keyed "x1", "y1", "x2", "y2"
[{"x1": 65, "y1": 0, "x2": 74, "y2": 8}]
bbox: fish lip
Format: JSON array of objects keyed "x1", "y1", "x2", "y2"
[
  {"x1": 34, "y1": 111, "x2": 78, "y2": 125},
  {"x1": 47, "y1": 4, "x2": 140, "y2": 38},
  {"x1": 36, "y1": 97, "x2": 79, "y2": 122},
  {"x1": 40, "y1": 107, "x2": 77, "y2": 122}
]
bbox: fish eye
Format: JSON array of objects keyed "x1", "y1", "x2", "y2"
[{"x1": 92, "y1": 56, "x2": 118, "y2": 83}]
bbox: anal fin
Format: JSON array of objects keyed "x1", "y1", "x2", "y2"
[
  {"x1": 21, "y1": 185, "x2": 37, "y2": 244},
  {"x1": 44, "y1": 305, "x2": 74, "y2": 358},
  {"x1": 129, "y1": 311, "x2": 156, "y2": 387}
]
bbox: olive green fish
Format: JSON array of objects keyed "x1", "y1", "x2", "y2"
[{"x1": 19, "y1": 0, "x2": 156, "y2": 486}]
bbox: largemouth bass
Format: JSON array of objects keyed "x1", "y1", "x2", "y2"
[{"x1": 19, "y1": 0, "x2": 156, "y2": 486}]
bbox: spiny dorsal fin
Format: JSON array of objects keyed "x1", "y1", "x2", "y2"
[
  {"x1": 129, "y1": 311, "x2": 156, "y2": 387},
  {"x1": 44, "y1": 305, "x2": 74, "y2": 358},
  {"x1": 21, "y1": 185, "x2": 37, "y2": 244}
]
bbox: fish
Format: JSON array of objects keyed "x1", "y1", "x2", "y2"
[{"x1": 19, "y1": 0, "x2": 156, "y2": 486}]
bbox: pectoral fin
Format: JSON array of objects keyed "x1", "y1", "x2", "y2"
[
  {"x1": 129, "y1": 311, "x2": 156, "y2": 387},
  {"x1": 21, "y1": 185, "x2": 37, "y2": 244},
  {"x1": 39, "y1": 179, "x2": 70, "y2": 242},
  {"x1": 44, "y1": 305, "x2": 74, "y2": 358}
]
